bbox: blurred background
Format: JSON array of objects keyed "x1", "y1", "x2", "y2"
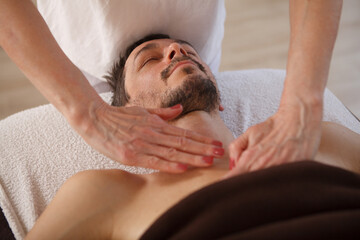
[{"x1": 1, "y1": 0, "x2": 359, "y2": 120}]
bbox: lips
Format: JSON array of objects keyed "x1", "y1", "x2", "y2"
[{"x1": 169, "y1": 60, "x2": 196, "y2": 76}]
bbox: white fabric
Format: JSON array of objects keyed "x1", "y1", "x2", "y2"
[
  {"x1": 1, "y1": 69, "x2": 359, "y2": 239},
  {"x1": 216, "y1": 70, "x2": 360, "y2": 136},
  {"x1": 37, "y1": 0, "x2": 226, "y2": 80}
]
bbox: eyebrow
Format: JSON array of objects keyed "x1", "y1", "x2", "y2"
[{"x1": 134, "y1": 43, "x2": 160, "y2": 63}]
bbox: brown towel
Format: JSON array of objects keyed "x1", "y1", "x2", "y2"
[
  {"x1": 0, "y1": 207, "x2": 15, "y2": 240},
  {"x1": 141, "y1": 161, "x2": 360, "y2": 240}
]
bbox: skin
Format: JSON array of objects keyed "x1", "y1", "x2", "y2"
[
  {"x1": 226, "y1": 0, "x2": 343, "y2": 177},
  {"x1": 0, "y1": 0, "x2": 343, "y2": 174},
  {"x1": 119, "y1": 38, "x2": 227, "y2": 169},
  {"x1": 0, "y1": 0, "x2": 222, "y2": 173},
  {"x1": 124, "y1": 39, "x2": 217, "y2": 109},
  {"x1": 26, "y1": 39, "x2": 360, "y2": 239},
  {"x1": 121, "y1": 38, "x2": 228, "y2": 167}
]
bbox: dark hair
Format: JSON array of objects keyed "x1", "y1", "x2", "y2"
[{"x1": 104, "y1": 33, "x2": 170, "y2": 106}]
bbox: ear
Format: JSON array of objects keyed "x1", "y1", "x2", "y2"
[{"x1": 219, "y1": 103, "x2": 224, "y2": 111}]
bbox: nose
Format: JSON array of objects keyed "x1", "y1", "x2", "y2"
[{"x1": 166, "y1": 43, "x2": 188, "y2": 62}]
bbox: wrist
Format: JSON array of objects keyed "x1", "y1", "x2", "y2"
[
  {"x1": 281, "y1": 90, "x2": 323, "y2": 110},
  {"x1": 279, "y1": 88, "x2": 324, "y2": 123},
  {"x1": 65, "y1": 93, "x2": 107, "y2": 130},
  {"x1": 51, "y1": 69, "x2": 106, "y2": 128},
  {"x1": 281, "y1": 74, "x2": 324, "y2": 109}
]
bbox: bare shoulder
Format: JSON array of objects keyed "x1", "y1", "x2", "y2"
[
  {"x1": 68, "y1": 169, "x2": 147, "y2": 191},
  {"x1": 316, "y1": 122, "x2": 360, "y2": 173},
  {"x1": 321, "y1": 121, "x2": 360, "y2": 147},
  {"x1": 322, "y1": 121, "x2": 360, "y2": 135},
  {"x1": 26, "y1": 169, "x2": 146, "y2": 240}
]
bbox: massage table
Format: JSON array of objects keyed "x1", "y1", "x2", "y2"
[
  {"x1": 2, "y1": 1, "x2": 360, "y2": 238},
  {"x1": 1, "y1": 69, "x2": 360, "y2": 239}
]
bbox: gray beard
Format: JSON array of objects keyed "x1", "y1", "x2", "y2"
[{"x1": 160, "y1": 74, "x2": 220, "y2": 120}]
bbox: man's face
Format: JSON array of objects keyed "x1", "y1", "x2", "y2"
[{"x1": 124, "y1": 38, "x2": 220, "y2": 117}]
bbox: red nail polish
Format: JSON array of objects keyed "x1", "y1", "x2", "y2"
[
  {"x1": 213, "y1": 148, "x2": 225, "y2": 156},
  {"x1": 212, "y1": 140, "x2": 223, "y2": 147},
  {"x1": 229, "y1": 158, "x2": 235, "y2": 170},
  {"x1": 177, "y1": 163, "x2": 188, "y2": 170},
  {"x1": 171, "y1": 104, "x2": 182, "y2": 109},
  {"x1": 202, "y1": 156, "x2": 214, "y2": 164}
]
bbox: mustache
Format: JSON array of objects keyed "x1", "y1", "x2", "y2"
[{"x1": 161, "y1": 56, "x2": 206, "y2": 81}]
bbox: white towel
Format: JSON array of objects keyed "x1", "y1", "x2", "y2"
[
  {"x1": 216, "y1": 70, "x2": 360, "y2": 137},
  {"x1": 1, "y1": 69, "x2": 359, "y2": 239},
  {"x1": 37, "y1": 0, "x2": 226, "y2": 79}
]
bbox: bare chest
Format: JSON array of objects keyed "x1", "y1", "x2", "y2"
[{"x1": 111, "y1": 170, "x2": 224, "y2": 239}]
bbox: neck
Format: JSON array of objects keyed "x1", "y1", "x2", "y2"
[{"x1": 170, "y1": 110, "x2": 234, "y2": 161}]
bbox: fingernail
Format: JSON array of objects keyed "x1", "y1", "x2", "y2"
[
  {"x1": 177, "y1": 163, "x2": 188, "y2": 171},
  {"x1": 213, "y1": 148, "x2": 225, "y2": 156},
  {"x1": 170, "y1": 104, "x2": 182, "y2": 109},
  {"x1": 202, "y1": 156, "x2": 214, "y2": 164},
  {"x1": 229, "y1": 158, "x2": 235, "y2": 170},
  {"x1": 212, "y1": 140, "x2": 223, "y2": 147}
]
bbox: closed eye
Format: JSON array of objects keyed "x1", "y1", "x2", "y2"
[{"x1": 142, "y1": 57, "x2": 158, "y2": 67}]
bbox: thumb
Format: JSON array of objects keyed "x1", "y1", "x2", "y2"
[
  {"x1": 147, "y1": 104, "x2": 183, "y2": 121},
  {"x1": 229, "y1": 132, "x2": 248, "y2": 165}
]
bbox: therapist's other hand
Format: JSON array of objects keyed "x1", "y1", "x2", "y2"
[
  {"x1": 74, "y1": 101, "x2": 223, "y2": 173},
  {"x1": 224, "y1": 99, "x2": 322, "y2": 179}
]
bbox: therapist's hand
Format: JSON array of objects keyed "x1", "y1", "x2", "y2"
[
  {"x1": 75, "y1": 101, "x2": 223, "y2": 173},
  {"x1": 224, "y1": 97, "x2": 322, "y2": 179}
]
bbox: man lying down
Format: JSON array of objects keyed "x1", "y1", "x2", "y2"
[{"x1": 26, "y1": 34, "x2": 360, "y2": 239}]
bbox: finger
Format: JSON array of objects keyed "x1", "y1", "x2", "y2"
[
  {"x1": 219, "y1": 104, "x2": 225, "y2": 111},
  {"x1": 228, "y1": 133, "x2": 248, "y2": 163},
  {"x1": 134, "y1": 153, "x2": 188, "y2": 173},
  {"x1": 235, "y1": 149, "x2": 256, "y2": 174},
  {"x1": 223, "y1": 148, "x2": 269, "y2": 179},
  {"x1": 263, "y1": 146, "x2": 298, "y2": 168},
  {"x1": 248, "y1": 146, "x2": 277, "y2": 172},
  {"x1": 145, "y1": 130, "x2": 225, "y2": 157},
  {"x1": 222, "y1": 166, "x2": 244, "y2": 179},
  {"x1": 147, "y1": 104, "x2": 183, "y2": 121},
  {"x1": 222, "y1": 149, "x2": 254, "y2": 180},
  {"x1": 132, "y1": 139, "x2": 215, "y2": 167},
  {"x1": 229, "y1": 157, "x2": 235, "y2": 170}
]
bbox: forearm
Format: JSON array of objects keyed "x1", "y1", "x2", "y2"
[
  {"x1": 283, "y1": 0, "x2": 342, "y2": 108},
  {"x1": 226, "y1": 1, "x2": 343, "y2": 176},
  {"x1": 0, "y1": 0, "x2": 103, "y2": 124}
]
